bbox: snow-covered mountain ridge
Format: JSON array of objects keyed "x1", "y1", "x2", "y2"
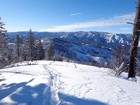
[
  {"x1": 8, "y1": 31, "x2": 135, "y2": 66},
  {"x1": 0, "y1": 61, "x2": 140, "y2": 105},
  {"x1": 41, "y1": 31, "x2": 132, "y2": 66},
  {"x1": 8, "y1": 31, "x2": 131, "y2": 45}
]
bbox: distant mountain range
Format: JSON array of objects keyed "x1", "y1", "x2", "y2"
[
  {"x1": 8, "y1": 31, "x2": 139, "y2": 67},
  {"x1": 7, "y1": 31, "x2": 131, "y2": 44}
]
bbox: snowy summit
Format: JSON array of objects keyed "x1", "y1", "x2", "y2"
[{"x1": 0, "y1": 61, "x2": 140, "y2": 105}]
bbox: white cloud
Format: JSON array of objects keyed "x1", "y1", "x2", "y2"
[
  {"x1": 120, "y1": 28, "x2": 131, "y2": 30},
  {"x1": 42, "y1": 13, "x2": 135, "y2": 32},
  {"x1": 70, "y1": 13, "x2": 82, "y2": 16}
]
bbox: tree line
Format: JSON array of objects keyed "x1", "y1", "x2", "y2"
[
  {"x1": 0, "y1": 18, "x2": 45, "y2": 68},
  {"x1": 14, "y1": 29, "x2": 45, "y2": 62}
]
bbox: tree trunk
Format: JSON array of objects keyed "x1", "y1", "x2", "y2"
[{"x1": 128, "y1": 0, "x2": 140, "y2": 78}]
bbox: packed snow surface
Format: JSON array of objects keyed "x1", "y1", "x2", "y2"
[{"x1": 0, "y1": 61, "x2": 140, "y2": 105}]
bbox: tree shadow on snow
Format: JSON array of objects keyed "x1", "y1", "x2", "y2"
[
  {"x1": 59, "y1": 93, "x2": 108, "y2": 105},
  {"x1": 0, "y1": 79, "x2": 47, "y2": 105},
  {"x1": 10, "y1": 83, "x2": 46, "y2": 105},
  {"x1": 1, "y1": 81, "x2": 108, "y2": 105},
  {"x1": 0, "y1": 78, "x2": 34, "y2": 100},
  {"x1": 0, "y1": 79, "x2": 5, "y2": 82}
]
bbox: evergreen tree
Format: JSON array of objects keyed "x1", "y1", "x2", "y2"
[
  {"x1": 47, "y1": 44, "x2": 54, "y2": 60},
  {"x1": 0, "y1": 18, "x2": 9, "y2": 67},
  {"x1": 25, "y1": 29, "x2": 35, "y2": 61},
  {"x1": 14, "y1": 34, "x2": 25, "y2": 62},
  {"x1": 15, "y1": 34, "x2": 21, "y2": 59},
  {"x1": 36, "y1": 39, "x2": 45, "y2": 60}
]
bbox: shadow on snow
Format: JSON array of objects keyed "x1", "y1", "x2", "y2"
[
  {"x1": 0, "y1": 79, "x2": 46, "y2": 105},
  {"x1": 59, "y1": 93, "x2": 108, "y2": 105},
  {"x1": 0, "y1": 81, "x2": 108, "y2": 105}
]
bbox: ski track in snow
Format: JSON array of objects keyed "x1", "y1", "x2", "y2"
[
  {"x1": 74, "y1": 83, "x2": 92, "y2": 98},
  {"x1": 43, "y1": 62, "x2": 61, "y2": 105},
  {"x1": 43, "y1": 62, "x2": 94, "y2": 104}
]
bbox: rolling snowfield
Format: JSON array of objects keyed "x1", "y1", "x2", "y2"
[{"x1": 0, "y1": 61, "x2": 140, "y2": 105}]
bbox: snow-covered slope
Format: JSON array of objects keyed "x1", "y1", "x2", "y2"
[
  {"x1": 0, "y1": 61, "x2": 140, "y2": 105},
  {"x1": 45, "y1": 38, "x2": 111, "y2": 66}
]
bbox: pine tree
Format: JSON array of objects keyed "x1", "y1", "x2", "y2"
[
  {"x1": 47, "y1": 44, "x2": 54, "y2": 60},
  {"x1": 0, "y1": 18, "x2": 9, "y2": 67},
  {"x1": 36, "y1": 39, "x2": 45, "y2": 60},
  {"x1": 15, "y1": 34, "x2": 22, "y2": 62},
  {"x1": 25, "y1": 29, "x2": 35, "y2": 61},
  {"x1": 15, "y1": 34, "x2": 21, "y2": 57}
]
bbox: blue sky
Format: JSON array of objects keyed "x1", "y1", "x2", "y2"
[{"x1": 0, "y1": 0, "x2": 136, "y2": 33}]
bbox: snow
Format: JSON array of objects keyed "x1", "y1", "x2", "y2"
[{"x1": 0, "y1": 61, "x2": 140, "y2": 105}]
